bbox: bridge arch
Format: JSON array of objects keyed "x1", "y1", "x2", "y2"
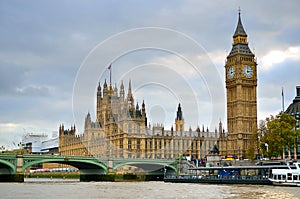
[
  {"x1": 0, "y1": 159, "x2": 15, "y2": 174},
  {"x1": 113, "y1": 162, "x2": 177, "y2": 174},
  {"x1": 23, "y1": 158, "x2": 108, "y2": 174}
]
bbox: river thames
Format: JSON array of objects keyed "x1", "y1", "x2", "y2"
[{"x1": 1, "y1": 179, "x2": 300, "y2": 199}]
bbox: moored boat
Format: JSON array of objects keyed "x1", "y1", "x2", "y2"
[
  {"x1": 268, "y1": 162, "x2": 300, "y2": 186},
  {"x1": 164, "y1": 165, "x2": 276, "y2": 185}
]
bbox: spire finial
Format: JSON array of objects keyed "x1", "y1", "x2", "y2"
[
  {"x1": 128, "y1": 79, "x2": 132, "y2": 94},
  {"x1": 233, "y1": 7, "x2": 247, "y2": 37}
]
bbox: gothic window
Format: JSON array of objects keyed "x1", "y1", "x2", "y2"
[
  {"x1": 137, "y1": 139, "x2": 140, "y2": 150},
  {"x1": 145, "y1": 139, "x2": 148, "y2": 150},
  {"x1": 137, "y1": 125, "x2": 140, "y2": 135},
  {"x1": 128, "y1": 140, "x2": 132, "y2": 150},
  {"x1": 128, "y1": 124, "x2": 132, "y2": 134},
  {"x1": 191, "y1": 142, "x2": 194, "y2": 150}
]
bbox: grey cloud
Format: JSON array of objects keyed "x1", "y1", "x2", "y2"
[
  {"x1": 0, "y1": 0, "x2": 299, "y2": 148},
  {"x1": 0, "y1": 63, "x2": 26, "y2": 95},
  {"x1": 15, "y1": 85, "x2": 53, "y2": 97}
]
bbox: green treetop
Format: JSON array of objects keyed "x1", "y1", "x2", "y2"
[{"x1": 259, "y1": 112, "x2": 299, "y2": 159}]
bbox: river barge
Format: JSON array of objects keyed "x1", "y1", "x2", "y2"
[{"x1": 164, "y1": 165, "x2": 292, "y2": 185}]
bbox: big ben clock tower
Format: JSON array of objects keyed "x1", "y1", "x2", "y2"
[{"x1": 225, "y1": 10, "x2": 258, "y2": 158}]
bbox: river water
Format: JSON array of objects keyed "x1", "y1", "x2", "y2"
[{"x1": 1, "y1": 179, "x2": 300, "y2": 199}]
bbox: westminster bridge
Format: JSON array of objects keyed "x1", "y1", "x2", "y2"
[{"x1": 0, "y1": 153, "x2": 178, "y2": 182}]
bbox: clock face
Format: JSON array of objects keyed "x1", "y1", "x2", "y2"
[
  {"x1": 238, "y1": 133, "x2": 243, "y2": 139},
  {"x1": 227, "y1": 66, "x2": 235, "y2": 79},
  {"x1": 243, "y1": 65, "x2": 253, "y2": 78}
]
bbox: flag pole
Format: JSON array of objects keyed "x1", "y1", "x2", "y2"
[
  {"x1": 108, "y1": 64, "x2": 112, "y2": 84},
  {"x1": 282, "y1": 87, "x2": 285, "y2": 112}
]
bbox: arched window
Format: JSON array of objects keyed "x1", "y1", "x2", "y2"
[{"x1": 128, "y1": 124, "x2": 132, "y2": 134}]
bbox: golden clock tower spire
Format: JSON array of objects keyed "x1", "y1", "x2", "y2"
[{"x1": 224, "y1": 10, "x2": 258, "y2": 159}]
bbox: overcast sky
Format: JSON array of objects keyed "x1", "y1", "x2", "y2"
[{"x1": 1, "y1": 0, "x2": 300, "y2": 149}]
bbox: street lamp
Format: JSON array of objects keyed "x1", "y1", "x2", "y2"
[
  {"x1": 0, "y1": 146, "x2": 5, "y2": 153},
  {"x1": 264, "y1": 143, "x2": 269, "y2": 152},
  {"x1": 293, "y1": 112, "x2": 299, "y2": 160}
]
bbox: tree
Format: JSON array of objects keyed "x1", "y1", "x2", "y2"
[
  {"x1": 246, "y1": 130, "x2": 258, "y2": 160},
  {"x1": 259, "y1": 112, "x2": 297, "y2": 159}
]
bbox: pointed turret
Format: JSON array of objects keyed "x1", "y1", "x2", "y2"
[
  {"x1": 119, "y1": 80, "x2": 125, "y2": 101},
  {"x1": 59, "y1": 124, "x2": 64, "y2": 136},
  {"x1": 127, "y1": 79, "x2": 133, "y2": 99},
  {"x1": 219, "y1": 120, "x2": 223, "y2": 134},
  {"x1": 85, "y1": 112, "x2": 92, "y2": 130},
  {"x1": 120, "y1": 80, "x2": 124, "y2": 90},
  {"x1": 176, "y1": 103, "x2": 183, "y2": 120},
  {"x1": 141, "y1": 100, "x2": 147, "y2": 126},
  {"x1": 97, "y1": 82, "x2": 102, "y2": 98},
  {"x1": 103, "y1": 79, "x2": 108, "y2": 95},
  {"x1": 233, "y1": 9, "x2": 247, "y2": 37},
  {"x1": 142, "y1": 100, "x2": 146, "y2": 114},
  {"x1": 109, "y1": 81, "x2": 113, "y2": 91},
  {"x1": 113, "y1": 83, "x2": 118, "y2": 96},
  {"x1": 175, "y1": 103, "x2": 184, "y2": 131},
  {"x1": 103, "y1": 79, "x2": 108, "y2": 88},
  {"x1": 97, "y1": 82, "x2": 101, "y2": 91},
  {"x1": 127, "y1": 79, "x2": 134, "y2": 109},
  {"x1": 228, "y1": 9, "x2": 254, "y2": 58}
]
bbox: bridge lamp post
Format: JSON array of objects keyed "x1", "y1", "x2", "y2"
[
  {"x1": 292, "y1": 113, "x2": 299, "y2": 160},
  {"x1": 0, "y1": 146, "x2": 5, "y2": 153},
  {"x1": 17, "y1": 142, "x2": 24, "y2": 154},
  {"x1": 177, "y1": 153, "x2": 182, "y2": 175}
]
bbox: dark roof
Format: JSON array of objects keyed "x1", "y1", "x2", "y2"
[
  {"x1": 176, "y1": 103, "x2": 183, "y2": 120},
  {"x1": 228, "y1": 12, "x2": 254, "y2": 58},
  {"x1": 228, "y1": 43, "x2": 254, "y2": 57},
  {"x1": 233, "y1": 13, "x2": 247, "y2": 37},
  {"x1": 285, "y1": 87, "x2": 300, "y2": 118}
]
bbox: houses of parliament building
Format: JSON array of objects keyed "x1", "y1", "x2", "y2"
[
  {"x1": 59, "y1": 11, "x2": 258, "y2": 160},
  {"x1": 59, "y1": 79, "x2": 223, "y2": 160}
]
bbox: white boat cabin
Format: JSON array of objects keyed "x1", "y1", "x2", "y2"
[{"x1": 269, "y1": 162, "x2": 300, "y2": 186}]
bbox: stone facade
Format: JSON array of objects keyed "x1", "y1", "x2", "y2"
[
  {"x1": 221, "y1": 11, "x2": 258, "y2": 158},
  {"x1": 59, "y1": 80, "x2": 222, "y2": 160}
]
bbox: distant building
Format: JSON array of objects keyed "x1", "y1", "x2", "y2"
[
  {"x1": 285, "y1": 86, "x2": 300, "y2": 129},
  {"x1": 285, "y1": 86, "x2": 300, "y2": 159},
  {"x1": 22, "y1": 132, "x2": 58, "y2": 154}
]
